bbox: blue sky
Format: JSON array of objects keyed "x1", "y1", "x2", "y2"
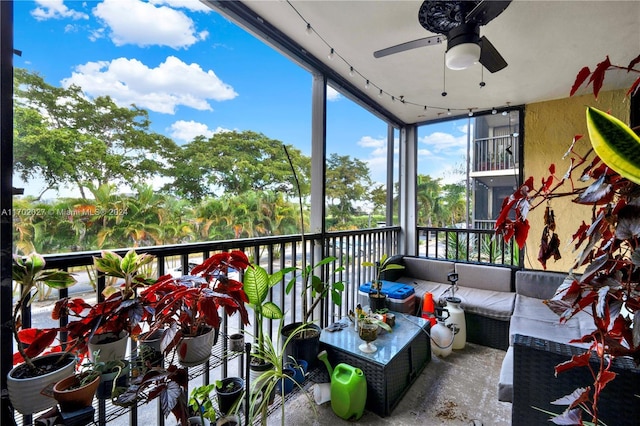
[{"x1": 13, "y1": 0, "x2": 467, "y2": 198}]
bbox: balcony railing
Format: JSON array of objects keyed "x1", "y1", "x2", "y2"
[
  {"x1": 10, "y1": 227, "x2": 400, "y2": 426},
  {"x1": 417, "y1": 226, "x2": 521, "y2": 267},
  {"x1": 473, "y1": 135, "x2": 519, "y2": 173}
]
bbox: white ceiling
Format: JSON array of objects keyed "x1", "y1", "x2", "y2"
[{"x1": 212, "y1": 0, "x2": 640, "y2": 125}]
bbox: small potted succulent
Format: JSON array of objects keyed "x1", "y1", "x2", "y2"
[{"x1": 140, "y1": 251, "x2": 251, "y2": 366}]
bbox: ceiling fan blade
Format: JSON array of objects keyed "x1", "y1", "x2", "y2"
[
  {"x1": 478, "y1": 36, "x2": 507, "y2": 73},
  {"x1": 466, "y1": 0, "x2": 512, "y2": 25},
  {"x1": 373, "y1": 35, "x2": 444, "y2": 58}
]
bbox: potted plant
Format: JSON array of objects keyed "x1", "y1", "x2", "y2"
[
  {"x1": 140, "y1": 251, "x2": 251, "y2": 366},
  {"x1": 363, "y1": 254, "x2": 405, "y2": 311},
  {"x1": 243, "y1": 263, "x2": 293, "y2": 381},
  {"x1": 282, "y1": 145, "x2": 345, "y2": 369},
  {"x1": 55, "y1": 250, "x2": 156, "y2": 362},
  {"x1": 215, "y1": 377, "x2": 244, "y2": 417},
  {"x1": 248, "y1": 321, "x2": 316, "y2": 426},
  {"x1": 495, "y1": 55, "x2": 640, "y2": 424},
  {"x1": 7, "y1": 252, "x2": 78, "y2": 415},
  {"x1": 86, "y1": 351, "x2": 130, "y2": 400},
  {"x1": 52, "y1": 361, "x2": 102, "y2": 413},
  {"x1": 188, "y1": 383, "x2": 217, "y2": 426},
  {"x1": 282, "y1": 256, "x2": 344, "y2": 369},
  {"x1": 115, "y1": 363, "x2": 189, "y2": 425}
]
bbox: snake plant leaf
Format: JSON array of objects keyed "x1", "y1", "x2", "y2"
[{"x1": 586, "y1": 107, "x2": 640, "y2": 185}]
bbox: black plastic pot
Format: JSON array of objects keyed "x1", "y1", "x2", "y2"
[
  {"x1": 281, "y1": 322, "x2": 321, "y2": 370},
  {"x1": 369, "y1": 293, "x2": 387, "y2": 312},
  {"x1": 216, "y1": 377, "x2": 244, "y2": 416},
  {"x1": 96, "y1": 361, "x2": 129, "y2": 399}
]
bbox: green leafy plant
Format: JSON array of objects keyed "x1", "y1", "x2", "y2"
[
  {"x1": 243, "y1": 263, "x2": 294, "y2": 355},
  {"x1": 362, "y1": 253, "x2": 405, "y2": 297},
  {"x1": 11, "y1": 252, "x2": 77, "y2": 371},
  {"x1": 496, "y1": 55, "x2": 640, "y2": 425},
  {"x1": 283, "y1": 144, "x2": 345, "y2": 323},
  {"x1": 93, "y1": 249, "x2": 155, "y2": 299},
  {"x1": 189, "y1": 383, "x2": 217, "y2": 424},
  {"x1": 248, "y1": 321, "x2": 317, "y2": 426}
]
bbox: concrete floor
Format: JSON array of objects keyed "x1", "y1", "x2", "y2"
[{"x1": 267, "y1": 342, "x2": 511, "y2": 426}]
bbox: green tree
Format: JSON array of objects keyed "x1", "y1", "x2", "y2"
[
  {"x1": 442, "y1": 182, "x2": 467, "y2": 225},
  {"x1": 325, "y1": 153, "x2": 372, "y2": 224},
  {"x1": 416, "y1": 174, "x2": 443, "y2": 226},
  {"x1": 165, "y1": 132, "x2": 310, "y2": 202},
  {"x1": 13, "y1": 68, "x2": 177, "y2": 200}
]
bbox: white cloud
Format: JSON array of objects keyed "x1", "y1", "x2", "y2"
[
  {"x1": 419, "y1": 131, "x2": 467, "y2": 154},
  {"x1": 357, "y1": 135, "x2": 386, "y2": 157},
  {"x1": 61, "y1": 56, "x2": 238, "y2": 114},
  {"x1": 93, "y1": 0, "x2": 207, "y2": 48},
  {"x1": 150, "y1": 0, "x2": 214, "y2": 12},
  {"x1": 32, "y1": 0, "x2": 88, "y2": 21},
  {"x1": 327, "y1": 86, "x2": 341, "y2": 102},
  {"x1": 168, "y1": 120, "x2": 231, "y2": 142}
]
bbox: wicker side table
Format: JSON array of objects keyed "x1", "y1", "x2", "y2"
[{"x1": 319, "y1": 314, "x2": 431, "y2": 417}]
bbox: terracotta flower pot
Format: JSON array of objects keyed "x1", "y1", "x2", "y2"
[{"x1": 53, "y1": 373, "x2": 100, "y2": 413}]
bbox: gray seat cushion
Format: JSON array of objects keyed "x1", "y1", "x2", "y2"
[
  {"x1": 454, "y1": 286, "x2": 516, "y2": 321},
  {"x1": 498, "y1": 346, "x2": 514, "y2": 402}
]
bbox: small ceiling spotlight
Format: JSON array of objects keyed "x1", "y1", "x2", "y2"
[
  {"x1": 378, "y1": 89, "x2": 383, "y2": 98},
  {"x1": 468, "y1": 109, "x2": 473, "y2": 117},
  {"x1": 479, "y1": 81, "x2": 486, "y2": 88},
  {"x1": 305, "y1": 23, "x2": 312, "y2": 35},
  {"x1": 328, "y1": 48, "x2": 335, "y2": 60},
  {"x1": 365, "y1": 80, "x2": 370, "y2": 89},
  {"x1": 492, "y1": 108, "x2": 497, "y2": 115},
  {"x1": 447, "y1": 109, "x2": 452, "y2": 116},
  {"x1": 349, "y1": 66, "x2": 354, "y2": 77},
  {"x1": 441, "y1": 91, "x2": 447, "y2": 97}
]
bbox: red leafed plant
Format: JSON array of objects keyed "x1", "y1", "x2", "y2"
[
  {"x1": 115, "y1": 363, "x2": 189, "y2": 425},
  {"x1": 11, "y1": 252, "x2": 76, "y2": 371},
  {"x1": 140, "y1": 250, "x2": 251, "y2": 356},
  {"x1": 496, "y1": 55, "x2": 640, "y2": 425}
]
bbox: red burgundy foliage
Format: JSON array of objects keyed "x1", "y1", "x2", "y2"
[{"x1": 496, "y1": 56, "x2": 640, "y2": 425}]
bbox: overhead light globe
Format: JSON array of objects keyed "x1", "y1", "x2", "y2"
[{"x1": 445, "y1": 42, "x2": 481, "y2": 70}]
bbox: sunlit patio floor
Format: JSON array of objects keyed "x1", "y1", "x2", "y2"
[{"x1": 268, "y1": 342, "x2": 511, "y2": 425}]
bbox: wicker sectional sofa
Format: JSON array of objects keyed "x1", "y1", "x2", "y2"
[
  {"x1": 381, "y1": 256, "x2": 515, "y2": 350},
  {"x1": 381, "y1": 257, "x2": 640, "y2": 425}
]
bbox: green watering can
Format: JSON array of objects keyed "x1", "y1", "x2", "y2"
[{"x1": 317, "y1": 350, "x2": 367, "y2": 420}]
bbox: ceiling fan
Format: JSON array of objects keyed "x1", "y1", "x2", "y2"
[{"x1": 373, "y1": 0, "x2": 512, "y2": 73}]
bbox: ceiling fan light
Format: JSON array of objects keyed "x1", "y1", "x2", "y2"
[{"x1": 445, "y1": 42, "x2": 481, "y2": 70}]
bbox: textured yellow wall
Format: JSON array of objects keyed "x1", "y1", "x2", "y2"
[{"x1": 522, "y1": 90, "x2": 629, "y2": 272}]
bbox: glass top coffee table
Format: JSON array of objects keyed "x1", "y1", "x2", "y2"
[{"x1": 319, "y1": 313, "x2": 431, "y2": 417}]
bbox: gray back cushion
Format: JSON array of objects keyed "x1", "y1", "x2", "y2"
[
  {"x1": 455, "y1": 263, "x2": 512, "y2": 292},
  {"x1": 515, "y1": 270, "x2": 570, "y2": 299},
  {"x1": 402, "y1": 257, "x2": 455, "y2": 283}
]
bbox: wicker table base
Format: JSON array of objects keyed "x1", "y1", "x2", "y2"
[{"x1": 319, "y1": 314, "x2": 431, "y2": 417}]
